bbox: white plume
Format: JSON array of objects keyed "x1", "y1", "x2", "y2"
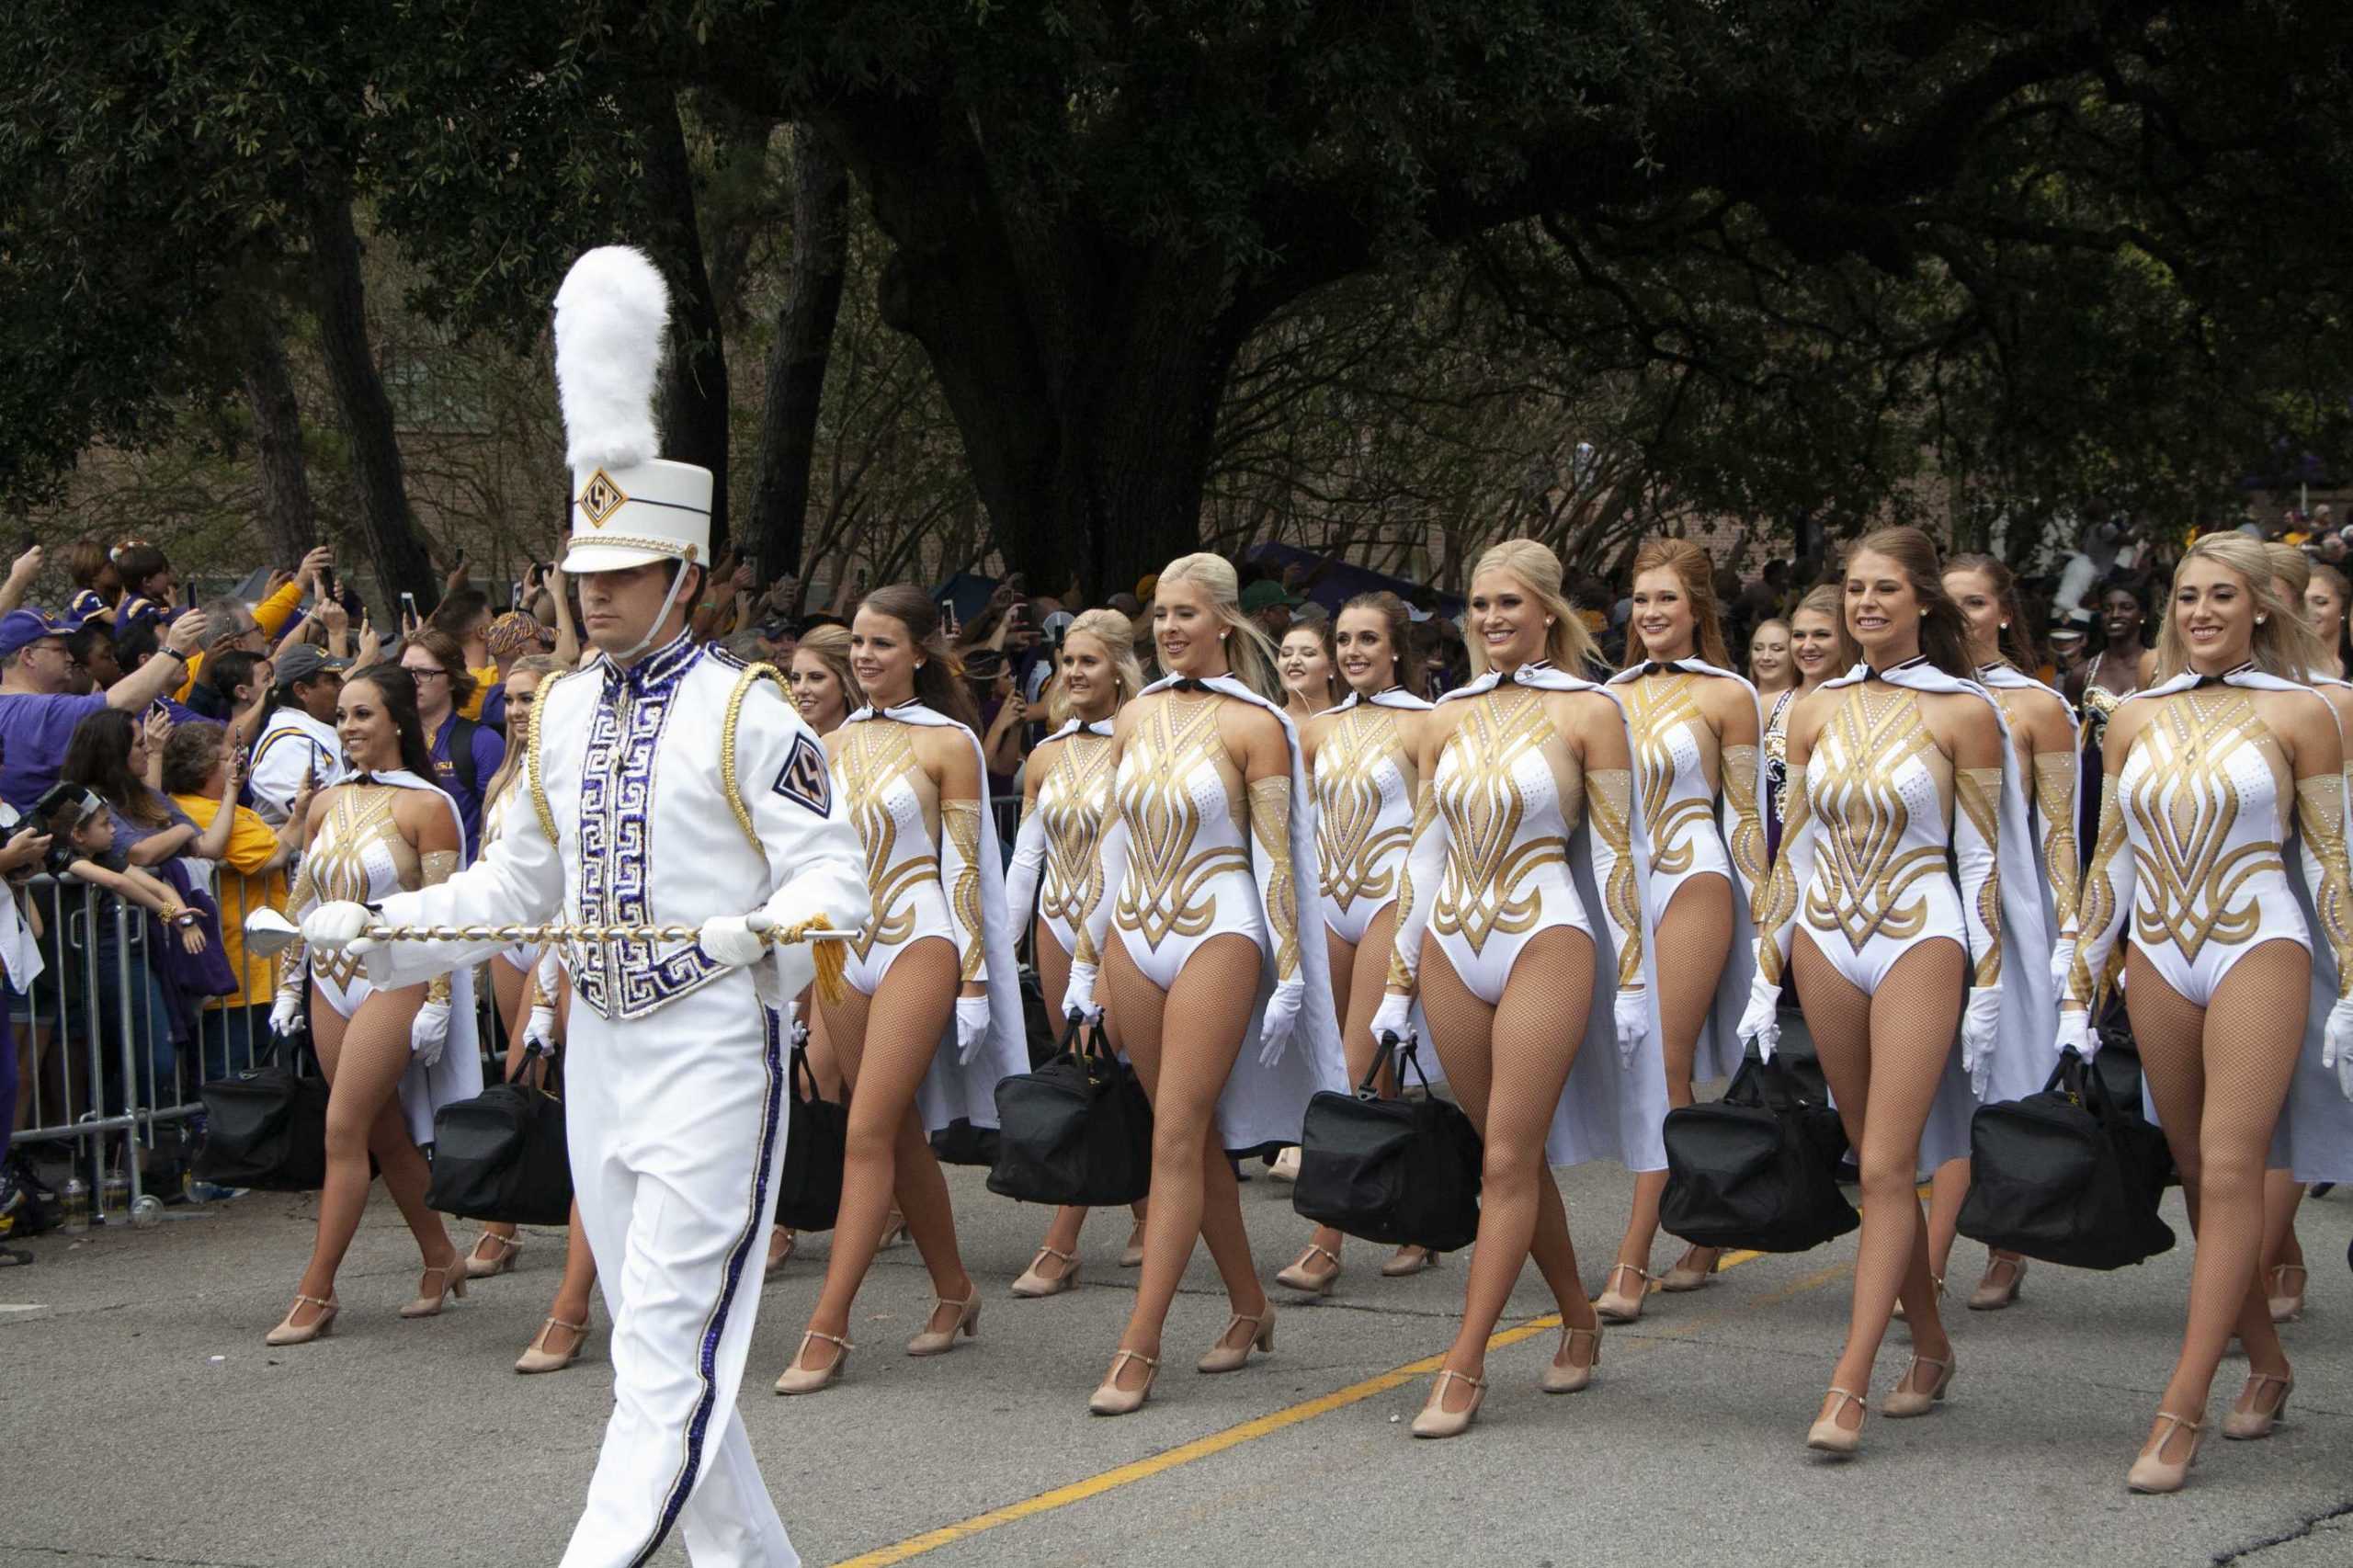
[{"x1": 553, "y1": 246, "x2": 670, "y2": 473}]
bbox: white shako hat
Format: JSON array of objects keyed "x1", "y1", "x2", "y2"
[{"x1": 552, "y1": 245, "x2": 710, "y2": 574}]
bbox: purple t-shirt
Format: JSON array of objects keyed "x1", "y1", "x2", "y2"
[{"x1": 0, "y1": 691, "x2": 110, "y2": 812}]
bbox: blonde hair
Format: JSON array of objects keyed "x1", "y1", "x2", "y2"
[
  {"x1": 2154, "y1": 533, "x2": 2322, "y2": 682},
  {"x1": 1623, "y1": 537, "x2": 1732, "y2": 669},
  {"x1": 1046, "y1": 608, "x2": 1147, "y2": 728},
  {"x1": 792, "y1": 624, "x2": 864, "y2": 729},
  {"x1": 2267, "y1": 542, "x2": 2313, "y2": 606},
  {"x1": 1157, "y1": 553, "x2": 1281, "y2": 703},
  {"x1": 1466, "y1": 539, "x2": 1597, "y2": 677},
  {"x1": 481, "y1": 653, "x2": 569, "y2": 814}
]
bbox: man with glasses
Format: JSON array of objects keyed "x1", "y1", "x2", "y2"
[
  {"x1": 0, "y1": 607, "x2": 209, "y2": 812},
  {"x1": 400, "y1": 627, "x2": 504, "y2": 857}
]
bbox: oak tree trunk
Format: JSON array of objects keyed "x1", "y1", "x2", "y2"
[
  {"x1": 235, "y1": 306, "x2": 318, "y2": 568},
  {"x1": 306, "y1": 186, "x2": 438, "y2": 615},
  {"x1": 642, "y1": 101, "x2": 732, "y2": 556},
  {"x1": 745, "y1": 128, "x2": 848, "y2": 582}
]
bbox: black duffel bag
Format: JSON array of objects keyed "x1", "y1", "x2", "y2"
[
  {"x1": 776, "y1": 1021, "x2": 848, "y2": 1231},
  {"x1": 194, "y1": 1038, "x2": 330, "y2": 1193},
  {"x1": 1292, "y1": 1033, "x2": 1482, "y2": 1254},
  {"x1": 1661, "y1": 1052, "x2": 1857, "y2": 1252},
  {"x1": 1959, "y1": 1046, "x2": 2175, "y2": 1270},
  {"x1": 987, "y1": 1019, "x2": 1152, "y2": 1207},
  {"x1": 426, "y1": 1041, "x2": 573, "y2": 1226}
]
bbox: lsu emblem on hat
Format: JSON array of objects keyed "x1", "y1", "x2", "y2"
[
  {"x1": 579, "y1": 468, "x2": 628, "y2": 527},
  {"x1": 773, "y1": 731, "x2": 831, "y2": 816}
]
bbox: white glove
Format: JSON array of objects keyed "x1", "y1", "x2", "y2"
[
  {"x1": 523, "y1": 1005, "x2": 559, "y2": 1053},
  {"x1": 1257, "y1": 979, "x2": 1304, "y2": 1068},
  {"x1": 302, "y1": 901, "x2": 373, "y2": 955},
  {"x1": 1735, "y1": 972, "x2": 1782, "y2": 1061},
  {"x1": 699, "y1": 914, "x2": 768, "y2": 969},
  {"x1": 1062, "y1": 961, "x2": 1101, "y2": 1023},
  {"x1": 268, "y1": 991, "x2": 302, "y2": 1040},
  {"x1": 1612, "y1": 986, "x2": 1651, "y2": 1066},
  {"x1": 1961, "y1": 986, "x2": 2003, "y2": 1098},
  {"x1": 2047, "y1": 937, "x2": 2076, "y2": 1002},
  {"x1": 410, "y1": 998, "x2": 451, "y2": 1068},
  {"x1": 954, "y1": 994, "x2": 991, "y2": 1066},
  {"x1": 2323, "y1": 997, "x2": 2353, "y2": 1101},
  {"x1": 1369, "y1": 991, "x2": 1413, "y2": 1049},
  {"x1": 2054, "y1": 1008, "x2": 2094, "y2": 1063}
]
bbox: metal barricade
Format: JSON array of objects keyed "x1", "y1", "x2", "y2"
[
  {"x1": 6, "y1": 858, "x2": 503, "y2": 1232},
  {"x1": 8, "y1": 874, "x2": 168, "y2": 1223}
]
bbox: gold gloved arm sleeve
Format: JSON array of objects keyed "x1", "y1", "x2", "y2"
[
  {"x1": 2032, "y1": 751, "x2": 2081, "y2": 937},
  {"x1": 940, "y1": 801, "x2": 989, "y2": 983},
  {"x1": 420, "y1": 850, "x2": 458, "y2": 1006},
  {"x1": 1953, "y1": 766, "x2": 2004, "y2": 988},
  {"x1": 2067, "y1": 775, "x2": 2134, "y2": 1014},
  {"x1": 2295, "y1": 772, "x2": 2353, "y2": 1001},
  {"x1": 1754, "y1": 766, "x2": 1810, "y2": 988},
  {"x1": 1385, "y1": 781, "x2": 1445, "y2": 994},
  {"x1": 1585, "y1": 767, "x2": 1643, "y2": 993},
  {"x1": 1722, "y1": 744, "x2": 1766, "y2": 916},
  {"x1": 1247, "y1": 777, "x2": 1301, "y2": 983}
]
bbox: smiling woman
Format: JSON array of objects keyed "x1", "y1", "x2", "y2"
[
  {"x1": 1745, "y1": 525, "x2": 2049, "y2": 1459},
  {"x1": 1373, "y1": 537, "x2": 1665, "y2": 1437},
  {"x1": 2061, "y1": 529, "x2": 2353, "y2": 1491},
  {"x1": 1597, "y1": 538, "x2": 1765, "y2": 1322},
  {"x1": 263, "y1": 662, "x2": 482, "y2": 1350}
]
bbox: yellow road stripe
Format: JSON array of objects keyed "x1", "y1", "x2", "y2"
[{"x1": 837, "y1": 1243, "x2": 1811, "y2": 1568}]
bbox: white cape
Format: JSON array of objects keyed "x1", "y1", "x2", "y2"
[
  {"x1": 841, "y1": 702, "x2": 1027, "y2": 1134},
  {"x1": 1437, "y1": 663, "x2": 1670, "y2": 1171}
]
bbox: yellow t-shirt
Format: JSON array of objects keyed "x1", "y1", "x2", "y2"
[
  {"x1": 460, "y1": 665, "x2": 499, "y2": 722},
  {"x1": 171, "y1": 793, "x2": 289, "y2": 1009},
  {"x1": 176, "y1": 578, "x2": 306, "y2": 700}
]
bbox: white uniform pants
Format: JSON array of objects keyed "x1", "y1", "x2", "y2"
[{"x1": 559, "y1": 981, "x2": 797, "y2": 1568}]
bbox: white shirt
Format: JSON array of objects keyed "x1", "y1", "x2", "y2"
[{"x1": 249, "y1": 707, "x2": 345, "y2": 824}]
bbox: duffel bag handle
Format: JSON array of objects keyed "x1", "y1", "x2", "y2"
[{"x1": 1358, "y1": 1031, "x2": 1434, "y2": 1101}]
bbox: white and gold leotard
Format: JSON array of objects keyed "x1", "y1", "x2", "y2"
[
  {"x1": 1756, "y1": 663, "x2": 1991, "y2": 997},
  {"x1": 282, "y1": 780, "x2": 445, "y2": 1018},
  {"x1": 1609, "y1": 660, "x2": 1765, "y2": 920},
  {"x1": 2068, "y1": 669, "x2": 2352, "y2": 1009},
  {"x1": 1097, "y1": 689, "x2": 1269, "y2": 990},
  {"x1": 1004, "y1": 720, "x2": 1118, "y2": 958},
  {"x1": 1313, "y1": 688, "x2": 1431, "y2": 946},
  {"x1": 833, "y1": 712, "x2": 972, "y2": 997}
]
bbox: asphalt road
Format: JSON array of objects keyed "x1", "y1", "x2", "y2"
[{"x1": 2, "y1": 1158, "x2": 2347, "y2": 1567}]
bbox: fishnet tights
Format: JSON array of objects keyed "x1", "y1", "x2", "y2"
[
  {"x1": 2123, "y1": 941, "x2": 2302, "y2": 1429},
  {"x1": 1790, "y1": 932, "x2": 1962, "y2": 1415},
  {"x1": 1100, "y1": 931, "x2": 1267, "y2": 1384},
  {"x1": 1419, "y1": 926, "x2": 1599, "y2": 1403},
  {"x1": 802, "y1": 937, "x2": 970, "y2": 1348},
  {"x1": 1614, "y1": 875, "x2": 1733, "y2": 1275},
  {"x1": 301, "y1": 984, "x2": 451, "y2": 1302}
]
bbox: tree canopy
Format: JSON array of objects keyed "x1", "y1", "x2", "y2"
[{"x1": 5, "y1": 1, "x2": 2349, "y2": 596}]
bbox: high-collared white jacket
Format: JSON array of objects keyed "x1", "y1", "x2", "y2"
[{"x1": 369, "y1": 630, "x2": 868, "y2": 1012}]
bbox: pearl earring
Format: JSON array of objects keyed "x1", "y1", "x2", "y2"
[
  {"x1": 2256, "y1": 616, "x2": 2266, "y2": 625},
  {"x1": 2000, "y1": 621, "x2": 2009, "y2": 631}
]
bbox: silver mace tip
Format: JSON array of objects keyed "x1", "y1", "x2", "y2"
[{"x1": 243, "y1": 906, "x2": 303, "y2": 958}]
